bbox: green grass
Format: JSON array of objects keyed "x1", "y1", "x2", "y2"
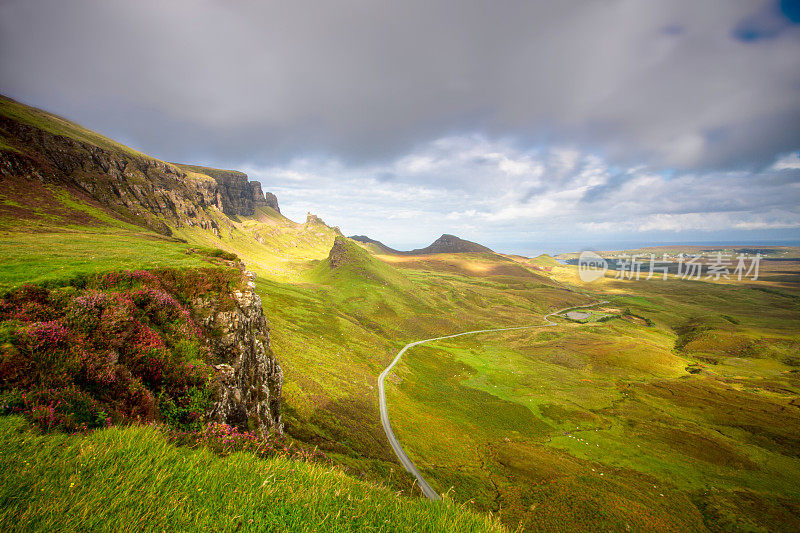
[
  {"x1": 0, "y1": 137, "x2": 20, "y2": 153},
  {"x1": 0, "y1": 416, "x2": 505, "y2": 532},
  {"x1": 3, "y1": 205, "x2": 798, "y2": 531},
  {"x1": 378, "y1": 265, "x2": 800, "y2": 531},
  {"x1": 528, "y1": 253, "x2": 560, "y2": 268},
  {"x1": 0, "y1": 231, "x2": 208, "y2": 291}
]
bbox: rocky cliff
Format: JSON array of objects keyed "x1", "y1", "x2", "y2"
[
  {"x1": 193, "y1": 269, "x2": 283, "y2": 434},
  {"x1": 250, "y1": 181, "x2": 281, "y2": 213},
  {"x1": 264, "y1": 191, "x2": 281, "y2": 213},
  {"x1": 0, "y1": 97, "x2": 280, "y2": 236}
]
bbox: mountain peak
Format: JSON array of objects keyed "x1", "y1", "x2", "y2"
[
  {"x1": 411, "y1": 234, "x2": 493, "y2": 255},
  {"x1": 327, "y1": 235, "x2": 359, "y2": 268}
]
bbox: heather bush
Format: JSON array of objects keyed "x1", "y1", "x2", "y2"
[
  {"x1": 65, "y1": 290, "x2": 107, "y2": 333},
  {"x1": 0, "y1": 387, "x2": 109, "y2": 432},
  {"x1": 169, "y1": 421, "x2": 325, "y2": 463},
  {"x1": 0, "y1": 267, "x2": 237, "y2": 433}
]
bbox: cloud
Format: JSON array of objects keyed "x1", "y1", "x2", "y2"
[
  {"x1": 732, "y1": 0, "x2": 797, "y2": 41},
  {"x1": 243, "y1": 136, "x2": 800, "y2": 248},
  {"x1": 0, "y1": 0, "x2": 798, "y2": 172},
  {"x1": 772, "y1": 151, "x2": 800, "y2": 170},
  {"x1": 1, "y1": 0, "x2": 799, "y2": 249}
]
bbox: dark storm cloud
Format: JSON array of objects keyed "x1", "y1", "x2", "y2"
[{"x1": 1, "y1": 0, "x2": 799, "y2": 171}]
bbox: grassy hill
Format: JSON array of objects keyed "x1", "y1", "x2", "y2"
[
  {"x1": 0, "y1": 95, "x2": 580, "y2": 528},
  {"x1": 0, "y1": 416, "x2": 504, "y2": 532},
  {"x1": 529, "y1": 253, "x2": 561, "y2": 268},
  {"x1": 310, "y1": 236, "x2": 414, "y2": 289}
]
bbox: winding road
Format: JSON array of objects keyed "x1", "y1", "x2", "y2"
[{"x1": 377, "y1": 301, "x2": 607, "y2": 500}]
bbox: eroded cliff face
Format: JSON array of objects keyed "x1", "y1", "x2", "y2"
[
  {"x1": 193, "y1": 270, "x2": 283, "y2": 434},
  {"x1": 0, "y1": 115, "x2": 279, "y2": 236},
  {"x1": 263, "y1": 191, "x2": 280, "y2": 213},
  {"x1": 250, "y1": 181, "x2": 280, "y2": 213}
]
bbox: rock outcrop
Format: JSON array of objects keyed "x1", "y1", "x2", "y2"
[
  {"x1": 0, "y1": 105, "x2": 276, "y2": 236},
  {"x1": 327, "y1": 235, "x2": 356, "y2": 269},
  {"x1": 193, "y1": 270, "x2": 283, "y2": 434},
  {"x1": 305, "y1": 212, "x2": 326, "y2": 225},
  {"x1": 264, "y1": 191, "x2": 280, "y2": 213},
  {"x1": 250, "y1": 181, "x2": 281, "y2": 213}
]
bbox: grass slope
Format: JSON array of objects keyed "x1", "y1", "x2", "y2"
[
  {"x1": 309, "y1": 236, "x2": 413, "y2": 290},
  {"x1": 0, "y1": 416, "x2": 505, "y2": 532},
  {"x1": 6, "y1": 96, "x2": 799, "y2": 531}
]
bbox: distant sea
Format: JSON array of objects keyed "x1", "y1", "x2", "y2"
[{"x1": 494, "y1": 240, "x2": 800, "y2": 258}]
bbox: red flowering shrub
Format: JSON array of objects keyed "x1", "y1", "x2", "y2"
[
  {"x1": 65, "y1": 290, "x2": 107, "y2": 333},
  {"x1": 0, "y1": 387, "x2": 109, "y2": 432},
  {"x1": 169, "y1": 421, "x2": 325, "y2": 463},
  {"x1": 22, "y1": 320, "x2": 70, "y2": 351},
  {"x1": 0, "y1": 268, "x2": 237, "y2": 432}
]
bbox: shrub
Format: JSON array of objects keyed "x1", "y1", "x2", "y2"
[
  {"x1": 0, "y1": 268, "x2": 232, "y2": 433},
  {"x1": 169, "y1": 421, "x2": 326, "y2": 464},
  {"x1": 0, "y1": 387, "x2": 109, "y2": 432},
  {"x1": 65, "y1": 290, "x2": 107, "y2": 334},
  {"x1": 159, "y1": 383, "x2": 214, "y2": 431}
]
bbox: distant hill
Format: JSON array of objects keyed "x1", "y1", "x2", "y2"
[
  {"x1": 410, "y1": 234, "x2": 493, "y2": 255},
  {"x1": 349, "y1": 235, "x2": 401, "y2": 254},
  {"x1": 529, "y1": 253, "x2": 560, "y2": 267},
  {"x1": 350, "y1": 233, "x2": 493, "y2": 255}
]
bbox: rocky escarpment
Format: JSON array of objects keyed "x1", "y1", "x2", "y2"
[
  {"x1": 327, "y1": 235, "x2": 358, "y2": 269},
  {"x1": 264, "y1": 191, "x2": 280, "y2": 213},
  {"x1": 194, "y1": 270, "x2": 283, "y2": 434},
  {"x1": 0, "y1": 103, "x2": 279, "y2": 236},
  {"x1": 176, "y1": 165, "x2": 262, "y2": 218},
  {"x1": 250, "y1": 181, "x2": 281, "y2": 213}
]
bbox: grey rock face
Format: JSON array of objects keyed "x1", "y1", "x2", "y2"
[
  {"x1": 263, "y1": 191, "x2": 280, "y2": 213},
  {"x1": 193, "y1": 273, "x2": 283, "y2": 435},
  {"x1": 249, "y1": 181, "x2": 281, "y2": 213}
]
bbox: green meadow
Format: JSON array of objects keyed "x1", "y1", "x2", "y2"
[
  {"x1": 0, "y1": 416, "x2": 503, "y2": 532},
  {"x1": 383, "y1": 265, "x2": 800, "y2": 531}
]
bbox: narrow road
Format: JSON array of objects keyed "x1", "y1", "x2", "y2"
[{"x1": 377, "y1": 301, "x2": 607, "y2": 500}]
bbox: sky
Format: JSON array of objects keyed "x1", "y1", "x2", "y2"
[{"x1": 1, "y1": 0, "x2": 799, "y2": 254}]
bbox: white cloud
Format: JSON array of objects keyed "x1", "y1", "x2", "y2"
[
  {"x1": 772, "y1": 152, "x2": 800, "y2": 170},
  {"x1": 249, "y1": 135, "x2": 800, "y2": 249}
]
